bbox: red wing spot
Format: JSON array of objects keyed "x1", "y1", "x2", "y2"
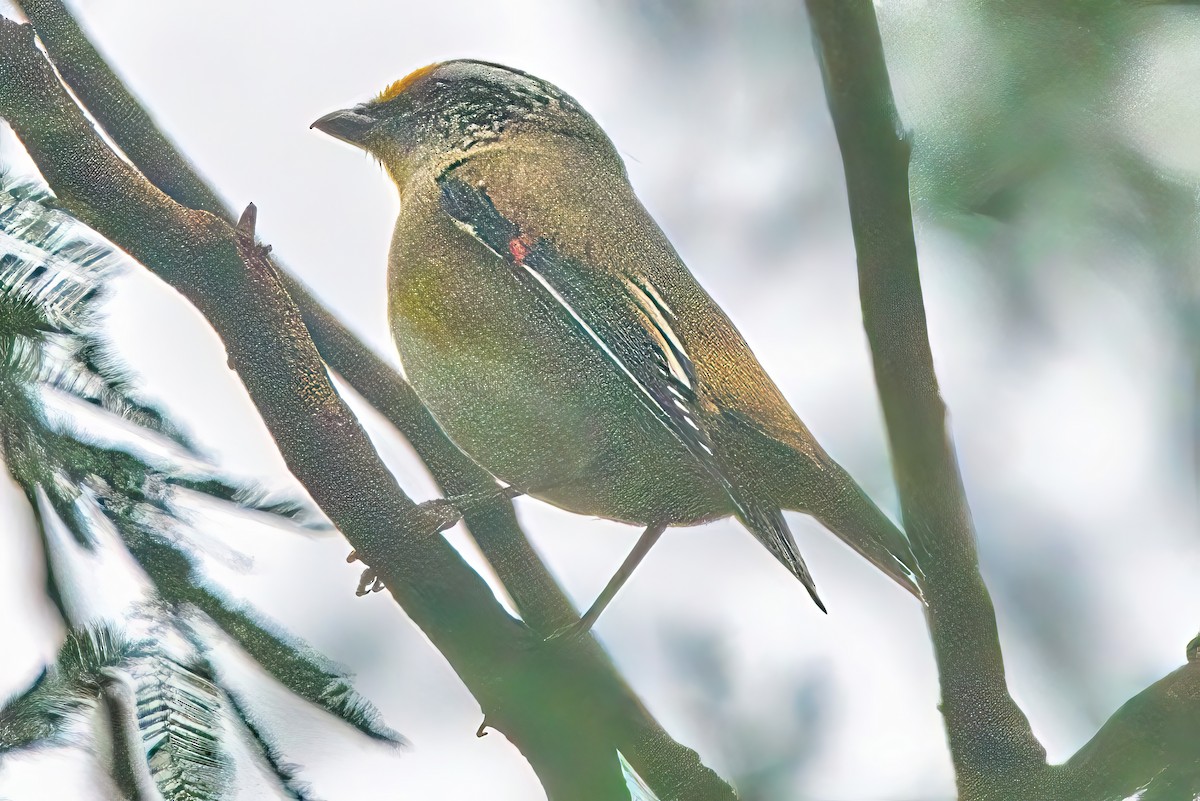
[{"x1": 508, "y1": 235, "x2": 533, "y2": 263}]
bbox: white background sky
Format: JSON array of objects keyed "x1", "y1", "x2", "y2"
[{"x1": 1, "y1": 2, "x2": 1198, "y2": 800}]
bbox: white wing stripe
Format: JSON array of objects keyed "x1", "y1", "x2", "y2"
[
  {"x1": 450, "y1": 218, "x2": 505, "y2": 260},
  {"x1": 623, "y1": 278, "x2": 692, "y2": 390},
  {"x1": 520, "y1": 263, "x2": 704, "y2": 435}
]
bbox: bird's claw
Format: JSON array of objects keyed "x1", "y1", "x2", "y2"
[
  {"x1": 349, "y1": 499, "x2": 461, "y2": 596},
  {"x1": 349, "y1": 550, "x2": 383, "y2": 595},
  {"x1": 520, "y1": 619, "x2": 591, "y2": 653},
  {"x1": 545, "y1": 620, "x2": 590, "y2": 646},
  {"x1": 407, "y1": 498, "x2": 463, "y2": 536},
  {"x1": 355, "y1": 568, "x2": 384, "y2": 596}
]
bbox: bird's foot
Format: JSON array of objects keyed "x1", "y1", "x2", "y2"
[
  {"x1": 346, "y1": 500, "x2": 462, "y2": 597},
  {"x1": 401, "y1": 487, "x2": 523, "y2": 538},
  {"x1": 544, "y1": 619, "x2": 591, "y2": 647},
  {"x1": 405, "y1": 498, "x2": 463, "y2": 536},
  {"x1": 519, "y1": 618, "x2": 593, "y2": 656},
  {"x1": 355, "y1": 567, "x2": 384, "y2": 596}
]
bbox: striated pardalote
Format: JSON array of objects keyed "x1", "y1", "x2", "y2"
[{"x1": 312, "y1": 60, "x2": 921, "y2": 637}]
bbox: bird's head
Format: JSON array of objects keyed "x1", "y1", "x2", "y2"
[{"x1": 311, "y1": 60, "x2": 608, "y2": 185}]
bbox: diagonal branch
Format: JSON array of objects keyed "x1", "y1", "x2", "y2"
[
  {"x1": 1055, "y1": 636, "x2": 1200, "y2": 800},
  {"x1": 802, "y1": 1, "x2": 1048, "y2": 797},
  {"x1": 283, "y1": 274, "x2": 578, "y2": 633},
  {"x1": 12, "y1": 0, "x2": 227, "y2": 217},
  {"x1": 0, "y1": 18, "x2": 634, "y2": 799},
  {"x1": 9, "y1": 2, "x2": 737, "y2": 797},
  {"x1": 293, "y1": 285, "x2": 739, "y2": 797},
  {"x1": 13, "y1": 0, "x2": 590, "y2": 635}
]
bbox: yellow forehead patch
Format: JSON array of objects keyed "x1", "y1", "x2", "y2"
[{"x1": 375, "y1": 63, "x2": 441, "y2": 103}]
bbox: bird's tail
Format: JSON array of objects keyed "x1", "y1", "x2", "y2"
[
  {"x1": 733, "y1": 502, "x2": 828, "y2": 613},
  {"x1": 785, "y1": 452, "x2": 923, "y2": 599}
]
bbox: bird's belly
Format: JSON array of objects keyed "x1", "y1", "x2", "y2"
[{"x1": 389, "y1": 253, "x2": 726, "y2": 527}]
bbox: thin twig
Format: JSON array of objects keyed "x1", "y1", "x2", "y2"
[
  {"x1": 10, "y1": 2, "x2": 739, "y2": 796},
  {"x1": 1056, "y1": 638, "x2": 1200, "y2": 799},
  {"x1": 803, "y1": 1, "x2": 1047, "y2": 797}
]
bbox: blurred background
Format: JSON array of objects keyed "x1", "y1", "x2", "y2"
[{"x1": 1, "y1": 1, "x2": 1197, "y2": 798}]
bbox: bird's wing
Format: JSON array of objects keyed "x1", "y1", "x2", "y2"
[{"x1": 438, "y1": 175, "x2": 823, "y2": 610}]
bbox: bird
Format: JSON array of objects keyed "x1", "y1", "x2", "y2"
[{"x1": 311, "y1": 60, "x2": 921, "y2": 638}]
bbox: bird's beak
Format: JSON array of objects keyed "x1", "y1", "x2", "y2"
[{"x1": 310, "y1": 107, "x2": 378, "y2": 147}]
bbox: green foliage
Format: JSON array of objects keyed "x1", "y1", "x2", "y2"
[
  {"x1": 135, "y1": 651, "x2": 229, "y2": 801},
  {"x1": 0, "y1": 178, "x2": 401, "y2": 799},
  {"x1": 221, "y1": 689, "x2": 316, "y2": 801},
  {"x1": 893, "y1": 1, "x2": 1200, "y2": 320},
  {"x1": 126, "y1": 533, "x2": 401, "y2": 745},
  {"x1": 0, "y1": 625, "x2": 140, "y2": 751}
]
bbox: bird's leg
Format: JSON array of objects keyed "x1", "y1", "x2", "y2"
[
  {"x1": 347, "y1": 485, "x2": 525, "y2": 596},
  {"x1": 545, "y1": 523, "x2": 668, "y2": 643}
]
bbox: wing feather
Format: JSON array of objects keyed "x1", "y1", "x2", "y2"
[{"x1": 437, "y1": 176, "x2": 824, "y2": 610}]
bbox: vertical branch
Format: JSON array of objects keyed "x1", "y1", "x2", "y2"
[{"x1": 803, "y1": 1, "x2": 1047, "y2": 796}]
